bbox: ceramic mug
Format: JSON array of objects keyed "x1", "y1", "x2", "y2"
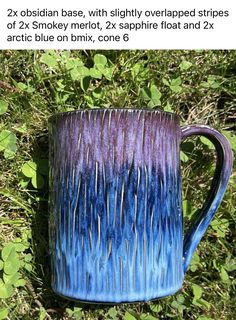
[{"x1": 48, "y1": 109, "x2": 232, "y2": 303}]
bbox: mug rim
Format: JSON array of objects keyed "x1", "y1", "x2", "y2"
[{"x1": 48, "y1": 107, "x2": 178, "y2": 122}]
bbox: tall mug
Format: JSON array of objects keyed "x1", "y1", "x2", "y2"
[{"x1": 49, "y1": 109, "x2": 232, "y2": 303}]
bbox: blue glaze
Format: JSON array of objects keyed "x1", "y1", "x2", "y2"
[
  {"x1": 49, "y1": 109, "x2": 233, "y2": 303},
  {"x1": 181, "y1": 125, "x2": 233, "y2": 272},
  {"x1": 50, "y1": 162, "x2": 183, "y2": 302}
]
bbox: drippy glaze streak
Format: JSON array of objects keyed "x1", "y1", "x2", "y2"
[{"x1": 48, "y1": 109, "x2": 232, "y2": 303}]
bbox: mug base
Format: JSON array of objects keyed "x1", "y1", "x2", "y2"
[{"x1": 52, "y1": 284, "x2": 182, "y2": 304}]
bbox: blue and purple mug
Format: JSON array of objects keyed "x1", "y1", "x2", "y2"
[{"x1": 49, "y1": 109, "x2": 232, "y2": 303}]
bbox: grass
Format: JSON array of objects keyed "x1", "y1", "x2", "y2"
[{"x1": 0, "y1": 50, "x2": 235, "y2": 320}]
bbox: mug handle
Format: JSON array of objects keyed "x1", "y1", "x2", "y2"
[{"x1": 181, "y1": 124, "x2": 233, "y2": 272}]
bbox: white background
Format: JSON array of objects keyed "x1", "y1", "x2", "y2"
[{"x1": 0, "y1": 0, "x2": 235, "y2": 49}]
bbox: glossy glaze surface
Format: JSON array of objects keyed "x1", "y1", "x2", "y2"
[
  {"x1": 49, "y1": 109, "x2": 183, "y2": 302},
  {"x1": 49, "y1": 109, "x2": 233, "y2": 303}
]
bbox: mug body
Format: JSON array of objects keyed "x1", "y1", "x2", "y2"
[{"x1": 49, "y1": 109, "x2": 184, "y2": 303}]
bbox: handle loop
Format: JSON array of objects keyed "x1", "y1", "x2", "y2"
[{"x1": 181, "y1": 125, "x2": 233, "y2": 272}]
